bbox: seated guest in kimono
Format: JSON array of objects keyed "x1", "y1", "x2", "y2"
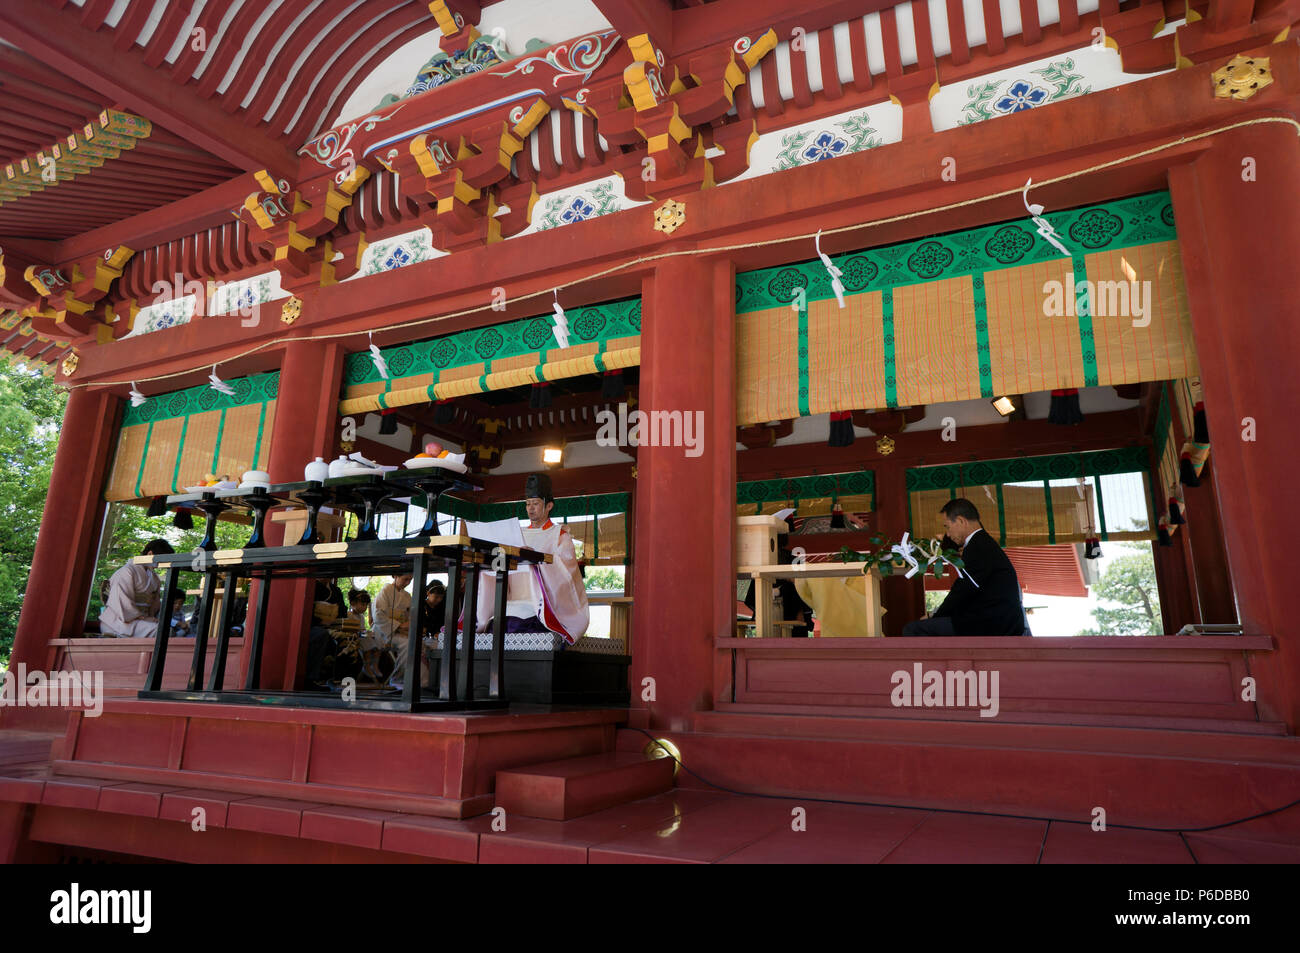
[
  {"x1": 375, "y1": 573, "x2": 423, "y2": 689},
  {"x1": 347, "y1": 588, "x2": 372, "y2": 629},
  {"x1": 348, "y1": 589, "x2": 389, "y2": 683},
  {"x1": 305, "y1": 580, "x2": 344, "y2": 689},
  {"x1": 169, "y1": 594, "x2": 192, "y2": 637},
  {"x1": 473, "y1": 473, "x2": 589, "y2": 644},
  {"x1": 421, "y1": 580, "x2": 447, "y2": 637},
  {"x1": 99, "y1": 539, "x2": 174, "y2": 638}
]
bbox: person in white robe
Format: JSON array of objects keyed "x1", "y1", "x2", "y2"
[
  {"x1": 473, "y1": 473, "x2": 589, "y2": 644},
  {"x1": 375, "y1": 574, "x2": 430, "y2": 688},
  {"x1": 98, "y1": 539, "x2": 174, "y2": 638}
]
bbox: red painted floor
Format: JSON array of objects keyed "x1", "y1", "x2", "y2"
[
  {"x1": 4, "y1": 729, "x2": 1299, "y2": 863},
  {"x1": 464, "y1": 789, "x2": 1300, "y2": 864}
]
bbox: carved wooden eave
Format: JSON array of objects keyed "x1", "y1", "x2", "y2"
[
  {"x1": 234, "y1": 167, "x2": 372, "y2": 295},
  {"x1": 587, "y1": 29, "x2": 778, "y2": 200},
  {"x1": 296, "y1": 29, "x2": 630, "y2": 255},
  {"x1": 21, "y1": 245, "x2": 135, "y2": 345},
  {"x1": 0, "y1": 109, "x2": 152, "y2": 206}
]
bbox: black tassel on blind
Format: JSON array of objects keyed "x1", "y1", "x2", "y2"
[
  {"x1": 1157, "y1": 523, "x2": 1172, "y2": 546},
  {"x1": 146, "y1": 496, "x2": 167, "y2": 518},
  {"x1": 1179, "y1": 452, "x2": 1201, "y2": 487},
  {"x1": 530, "y1": 382, "x2": 552, "y2": 409},
  {"x1": 433, "y1": 400, "x2": 455, "y2": 425},
  {"x1": 601, "y1": 369, "x2": 625, "y2": 400},
  {"x1": 1168, "y1": 498, "x2": 1185, "y2": 525},
  {"x1": 1193, "y1": 401, "x2": 1209, "y2": 443},
  {"x1": 173, "y1": 508, "x2": 193, "y2": 530},
  {"x1": 378, "y1": 409, "x2": 398, "y2": 435},
  {"x1": 1048, "y1": 388, "x2": 1084, "y2": 425},
  {"x1": 1084, "y1": 537, "x2": 1102, "y2": 559},
  {"x1": 828, "y1": 411, "x2": 854, "y2": 447},
  {"x1": 830, "y1": 501, "x2": 846, "y2": 529}
]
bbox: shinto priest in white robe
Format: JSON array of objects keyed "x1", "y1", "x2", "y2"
[{"x1": 474, "y1": 518, "x2": 590, "y2": 643}]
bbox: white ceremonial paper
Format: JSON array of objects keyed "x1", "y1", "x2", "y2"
[{"x1": 464, "y1": 518, "x2": 525, "y2": 549}]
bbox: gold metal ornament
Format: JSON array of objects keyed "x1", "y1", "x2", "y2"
[
  {"x1": 876, "y1": 435, "x2": 896, "y2": 456},
  {"x1": 281, "y1": 295, "x2": 303, "y2": 324},
  {"x1": 642, "y1": 737, "x2": 681, "y2": 777},
  {"x1": 1212, "y1": 55, "x2": 1272, "y2": 101},
  {"x1": 653, "y1": 199, "x2": 686, "y2": 235},
  {"x1": 60, "y1": 350, "x2": 78, "y2": 376}
]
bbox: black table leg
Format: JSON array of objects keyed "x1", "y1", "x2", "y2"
[
  {"x1": 296, "y1": 483, "x2": 328, "y2": 545},
  {"x1": 188, "y1": 567, "x2": 218, "y2": 691},
  {"x1": 143, "y1": 565, "x2": 181, "y2": 692},
  {"x1": 207, "y1": 570, "x2": 239, "y2": 691},
  {"x1": 403, "y1": 553, "x2": 426, "y2": 707},
  {"x1": 458, "y1": 561, "x2": 480, "y2": 703},
  {"x1": 244, "y1": 573, "x2": 271, "y2": 690},
  {"x1": 416, "y1": 484, "x2": 448, "y2": 536},
  {"x1": 489, "y1": 564, "x2": 508, "y2": 699},
  {"x1": 243, "y1": 493, "x2": 273, "y2": 548},
  {"x1": 351, "y1": 480, "x2": 396, "y2": 542},
  {"x1": 439, "y1": 558, "x2": 461, "y2": 701},
  {"x1": 195, "y1": 495, "x2": 229, "y2": 551}
]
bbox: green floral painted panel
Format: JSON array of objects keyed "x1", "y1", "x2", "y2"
[
  {"x1": 772, "y1": 111, "x2": 883, "y2": 171},
  {"x1": 736, "y1": 470, "x2": 875, "y2": 508},
  {"x1": 442, "y1": 474, "x2": 879, "y2": 524},
  {"x1": 121, "y1": 371, "x2": 280, "y2": 427},
  {"x1": 959, "y1": 58, "x2": 1091, "y2": 126},
  {"x1": 735, "y1": 190, "x2": 1177, "y2": 313},
  {"x1": 475, "y1": 492, "x2": 632, "y2": 524},
  {"x1": 534, "y1": 180, "x2": 623, "y2": 232},
  {"x1": 904, "y1": 446, "x2": 1149, "y2": 493},
  {"x1": 344, "y1": 296, "x2": 643, "y2": 388}
]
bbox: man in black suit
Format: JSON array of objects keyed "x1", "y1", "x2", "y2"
[{"x1": 901, "y1": 498, "x2": 1026, "y2": 637}]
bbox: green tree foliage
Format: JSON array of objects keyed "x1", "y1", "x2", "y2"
[
  {"x1": 0, "y1": 364, "x2": 66, "y2": 664},
  {"x1": 88, "y1": 502, "x2": 253, "y2": 626},
  {"x1": 583, "y1": 565, "x2": 625, "y2": 592},
  {"x1": 1078, "y1": 543, "x2": 1162, "y2": 636}
]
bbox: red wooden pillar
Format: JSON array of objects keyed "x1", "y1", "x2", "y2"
[
  {"x1": 1169, "y1": 124, "x2": 1300, "y2": 726},
  {"x1": 1183, "y1": 460, "x2": 1237, "y2": 625},
  {"x1": 1152, "y1": 534, "x2": 1198, "y2": 634},
  {"x1": 241, "y1": 337, "x2": 346, "y2": 691},
  {"x1": 1159, "y1": 401, "x2": 1203, "y2": 629},
  {"x1": 875, "y1": 459, "x2": 924, "y2": 636},
  {"x1": 631, "y1": 256, "x2": 735, "y2": 731},
  {"x1": 5, "y1": 387, "x2": 119, "y2": 728}
]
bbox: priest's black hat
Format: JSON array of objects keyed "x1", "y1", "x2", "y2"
[{"x1": 525, "y1": 472, "x2": 554, "y2": 503}]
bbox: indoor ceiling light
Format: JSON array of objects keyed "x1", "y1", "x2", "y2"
[
  {"x1": 543, "y1": 445, "x2": 564, "y2": 466},
  {"x1": 991, "y1": 396, "x2": 1016, "y2": 417}
]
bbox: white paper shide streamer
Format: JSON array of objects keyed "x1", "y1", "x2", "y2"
[
  {"x1": 1022, "y1": 178, "x2": 1072, "y2": 257},
  {"x1": 369, "y1": 332, "x2": 389, "y2": 379},
  {"x1": 207, "y1": 365, "x2": 235, "y2": 397},
  {"x1": 129, "y1": 381, "x2": 146, "y2": 407},
  {"x1": 890, "y1": 533, "x2": 981, "y2": 589},
  {"x1": 816, "y1": 230, "x2": 846, "y2": 308},
  {"x1": 552, "y1": 290, "x2": 570, "y2": 349}
]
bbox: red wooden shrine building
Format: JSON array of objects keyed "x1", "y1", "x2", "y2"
[{"x1": 1, "y1": 0, "x2": 1298, "y2": 863}]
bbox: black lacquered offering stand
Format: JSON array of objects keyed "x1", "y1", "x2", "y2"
[{"x1": 135, "y1": 470, "x2": 545, "y2": 713}]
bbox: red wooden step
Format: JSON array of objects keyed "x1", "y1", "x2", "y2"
[
  {"x1": 0, "y1": 731, "x2": 59, "y2": 765},
  {"x1": 495, "y1": 752, "x2": 675, "y2": 821}
]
